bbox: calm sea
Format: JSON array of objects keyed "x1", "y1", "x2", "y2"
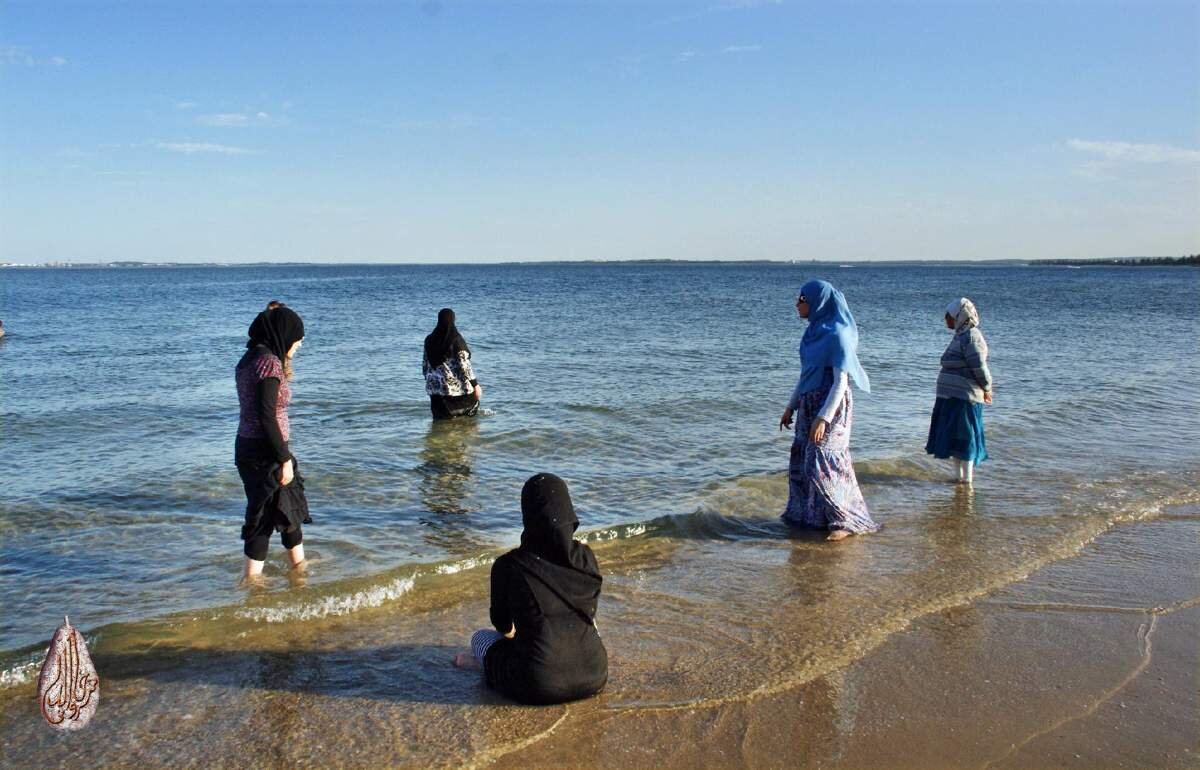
[{"x1": 1, "y1": 262, "x2": 1198, "y2": 683}]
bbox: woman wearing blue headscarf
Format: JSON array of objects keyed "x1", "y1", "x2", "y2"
[{"x1": 779, "y1": 279, "x2": 878, "y2": 539}]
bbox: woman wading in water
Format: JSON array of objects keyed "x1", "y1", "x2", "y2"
[
  {"x1": 926, "y1": 297, "x2": 993, "y2": 485},
  {"x1": 454, "y1": 473, "x2": 608, "y2": 705},
  {"x1": 779, "y1": 279, "x2": 878, "y2": 540},
  {"x1": 234, "y1": 304, "x2": 310, "y2": 580},
  {"x1": 423, "y1": 308, "x2": 482, "y2": 419}
]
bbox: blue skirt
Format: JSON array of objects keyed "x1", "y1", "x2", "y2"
[{"x1": 925, "y1": 397, "x2": 988, "y2": 466}]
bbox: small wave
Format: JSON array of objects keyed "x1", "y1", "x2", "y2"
[
  {"x1": 854, "y1": 456, "x2": 946, "y2": 483},
  {"x1": 1, "y1": 630, "x2": 101, "y2": 691},
  {"x1": 434, "y1": 556, "x2": 491, "y2": 575},
  {"x1": 582, "y1": 522, "x2": 650, "y2": 542},
  {"x1": 0, "y1": 657, "x2": 41, "y2": 689},
  {"x1": 236, "y1": 574, "x2": 418, "y2": 623}
]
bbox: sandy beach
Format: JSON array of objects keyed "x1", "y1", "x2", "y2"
[{"x1": 3, "y1": 502, "x2": 1195, "y2": 769}]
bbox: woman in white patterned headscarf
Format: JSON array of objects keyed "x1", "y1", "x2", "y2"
[{"x1": 925, "y1": 298, "x2": 993, "y2": 485}]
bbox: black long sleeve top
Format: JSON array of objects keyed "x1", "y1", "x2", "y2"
[{"x1": 482, "y1": 551, "x2": 608, "y2": 705}]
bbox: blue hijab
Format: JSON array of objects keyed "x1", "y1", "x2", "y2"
[{"x1": 796, "y1": 279, "x2": 870, "y2": 395}]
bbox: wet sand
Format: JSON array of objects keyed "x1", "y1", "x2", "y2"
[
  {"x1": 2, "y1": 506, "x2": 1195, "y2": 769},
  {"x1": 493, "y1": 511, "x2": 1200, "y2": 770}
]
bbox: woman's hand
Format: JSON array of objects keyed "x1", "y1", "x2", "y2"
[
  {"x1": 984, "y1": 390, "x2": 994, "y2": 405},
  {"x1": 779, "y1": 407, "x2": 794, "y2": 431},
  {"x1": 279, "y1": 459, "x2": 295, "y2": 487},
  {"x1": 473, "y1": 383, "x2": 483, "y2": 402},
  {"x1": 809, "y1": 418, "x2": 828, "y2": 444}
]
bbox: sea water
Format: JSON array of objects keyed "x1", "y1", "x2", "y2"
[{"x1": 1, "y1": 262, "x2": 1197, "y2": 692}]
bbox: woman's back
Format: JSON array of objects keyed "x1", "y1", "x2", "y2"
[{"x1": 485, "y1": 549, "x2": 607, "y2": 704}]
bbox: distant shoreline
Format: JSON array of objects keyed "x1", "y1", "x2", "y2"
[{"x1": 2, "y1": 255, "x2": 1196, "y2": 269}]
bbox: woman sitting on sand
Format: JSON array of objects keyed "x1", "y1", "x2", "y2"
[
  {"x1": 779, "y1": 279, "x2": 878, "y2": 540},
  {"x1": 422, "y1": 308, "x2": 482, "y2": 419},
  {"x1": 235, "y1": 303, "x2": 311, "y2": 580},
  {"x1": 454, "y1": 473, "x2": 608, "y2": 705},
  {"x1": 925, "y1": 297, "x2": 993, "y2": 485}
]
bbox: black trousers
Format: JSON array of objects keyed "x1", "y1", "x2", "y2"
[
  {"x1": 429, "y1": 394, "x2": 479, "y2": 419},
  {"x1": 236, "y1": 456, "x2": 304, "y2": 561}
]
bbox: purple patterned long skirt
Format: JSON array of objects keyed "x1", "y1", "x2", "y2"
[{"x1": 782, "y1": 377, "x2": 878, "y2": 534}]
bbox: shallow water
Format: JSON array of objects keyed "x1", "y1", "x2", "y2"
[{"x1": 1, "y1": 262, "x2": 1198, "y2": 696}]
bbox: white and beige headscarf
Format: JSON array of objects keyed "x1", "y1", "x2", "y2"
[{"x1": 945, "y1": 297, "x2": 979, "y2": 333}]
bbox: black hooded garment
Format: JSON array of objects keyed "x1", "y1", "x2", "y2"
[
  {"x1": 423, "y1": 308, "x2": 470, "y2": 370},
  {"x1": 483, "y1": 474, "x2": 608, "y2": 705}
]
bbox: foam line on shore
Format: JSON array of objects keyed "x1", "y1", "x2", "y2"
[{"x1": 981, "y1": 613, "x2": 1162, "y2": 768}]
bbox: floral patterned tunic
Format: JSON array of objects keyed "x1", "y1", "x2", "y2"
[
  {"x1": 783, "y1": 368, "x2": 878, "y2": 534},
  {"x1": 423, "y1": 349, "x2": 477, "y2": 397}
]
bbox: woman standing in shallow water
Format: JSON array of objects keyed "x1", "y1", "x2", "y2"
[
  {"x1": 926, "y1": 298, "x2": 993, "y2": 485},
  {"x1": 423, "y1": 308, "x2": 482, "y2": 419},
  {"x1": 779, "y1": 279, "x2": 878, "y2": 540},
  {"x1": 235, "y1": 304, "x2": 310, "y2": 580}
]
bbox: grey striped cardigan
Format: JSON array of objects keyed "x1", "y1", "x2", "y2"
[{"x1": 936, "y1": 328, "x2": 992, "y2": 403}]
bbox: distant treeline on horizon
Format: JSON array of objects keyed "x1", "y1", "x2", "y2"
[
  {"x1": 1043, "y1": 254, "x2": 1198, "y2": 267},
  {"x1": 5, "y1": 255, "x2": 1198, "y2": 269}
]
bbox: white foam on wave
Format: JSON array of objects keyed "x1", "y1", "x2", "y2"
[
  {"x1": 0, "y1": 656, "x2": 42, "y2": 689},
  {"x1": 434, "y1": 556, "x2": 491, "y2": 575},
  {"x1": 583, "y1": 523, "x2": 648, "y2": 542},
  {"x1": 232, "y1": 553, "x2": 498, "y2": 623},
  {"x1": 235, "y1": 574, "x2": 418, "y2": 623}
]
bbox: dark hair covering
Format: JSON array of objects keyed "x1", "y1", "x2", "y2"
[
  {"x1": 423, "y1": 308, "x2": 470, "y2": 367},
  {"x1": 247, "y1": 305, "x2": 305, "y2": 361},
  {"x1": 511, "y1": 473, "x2": 602, "y2": 623}
]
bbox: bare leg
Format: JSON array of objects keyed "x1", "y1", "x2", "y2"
[
  {"x1": 243, "y1": 556, "x2": 265, "y2": 580},
  {"x1": 287, "y1": 543, "x2": 306, "y2": 571},
  {"x1": 453, "y1": 652, "x2": 481, "y2": 670},
  {"x1": 826, "y1": 529, "x2": 851, "y2": 541},
  {"x1": 962, "y1": 461, "x2": 974, "y2": 486}
]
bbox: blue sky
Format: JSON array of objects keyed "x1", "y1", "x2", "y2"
[{"x1": 1, "y1": 0, "x2": 1197, "y2": 263}]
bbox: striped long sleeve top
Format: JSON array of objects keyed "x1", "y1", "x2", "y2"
[{"x1": 936, "y1": 328, "x2": 992, "y2": 403}]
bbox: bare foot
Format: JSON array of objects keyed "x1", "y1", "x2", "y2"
[
  {"x1": 453, "y1": 652, "x2": 480, "y2": 670},
  {"x1": 826, "y1": 529, "x2": 851, "y2": 541},
  {"x1": 239, "y1": 573, "x2": 268, "y2": 590}
]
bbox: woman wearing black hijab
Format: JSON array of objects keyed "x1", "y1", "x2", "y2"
[
  {"x1": 454, "y1": 474, "x2": 608, "y2": 705},
  {"x1": 422, "y1": 308, "x2": 482, "y2": 419},
  {"x1": 234, "y1": 303, "x2": 311, "y2": 580}
]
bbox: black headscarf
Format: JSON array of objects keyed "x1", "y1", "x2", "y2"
[
  {"x1": 247, "y1": 305, "x2": 305, "y2": 361},
  {"x1": 511, "y1": 474, "x2": 602, "y2": 623},
  {"x1": 423, "y1": 308, "x2": 470, "y2": 367}
]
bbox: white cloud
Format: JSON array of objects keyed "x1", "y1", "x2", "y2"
[
  {"x1": 199, "y1": 112, "x2": 251, "y2": 127},
  {"x1": 197, "y1": 111, "x2": 286, "y2": 127},
  {"x1": 1, "y1": 46, "x2": 69, "y2": 67},
  {"x1": 676, "y1": 50, "x2": 697, "y2": 62},
  {"x1": 155, "y1": 142, "x2": 255, "y2": 155},
  {"x1": 1067, "y1": 139, "x2": 1200, "y2": 164},
  {"x1": 721, "y1": 44, "x2": 762, "y2": 54},
  {"x1": 175, "y1": 101, "x2": 198, "y2": 110},
  {"x1": 1, "y1": 45, "x2": 35, "y2": 66}
]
